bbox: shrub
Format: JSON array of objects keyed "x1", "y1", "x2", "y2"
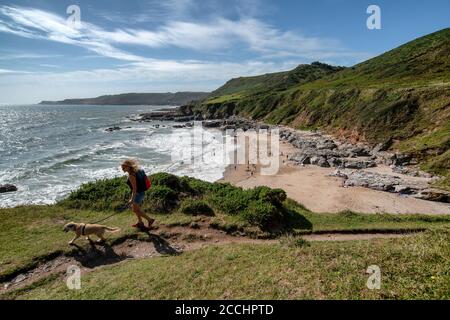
[
  {"x1": 59, "y1": 177, "x2": 129, "y2": 211},
  {"x1": 146, "y1": 185, "x2": 178, "y2": 213},
  {"x1": 60, "y1": 173, "x2": 291, "y2": 229},
  {"x1": 150, "y1": 172, "x2": 182, "y2": 191},
  {"x1": 180, "y1": 199, "x2": 214, "y2": 216},
  {"x1": 209, "y1": 185, "x2": 250, "y2": 215},
  {"x1": 243, "y1": 201, "x2": 282, "y2": 227},
  {"x1": 250, "y1": 186, "x2": 287, "y2": 205}
]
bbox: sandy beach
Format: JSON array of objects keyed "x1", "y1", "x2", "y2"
[{"x1": 220, "y1": 140, "x2": 450, "y2": 215}]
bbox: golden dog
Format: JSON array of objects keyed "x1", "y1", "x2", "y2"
[{"x1": 63, "y1": 222, "x2": 120, "y2": 245}]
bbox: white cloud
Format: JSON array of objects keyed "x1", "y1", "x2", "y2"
[
  {"x1": 0, "y1": 59, "x2": 299, "y2": 104},
  {"x1": 0, "y1": 3, "x2": 370, "y2": 104},
  {"x1": 0, "y1": 5, "x2": 366, "y2": 62}
]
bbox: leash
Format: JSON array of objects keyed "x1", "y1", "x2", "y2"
[{"x1": 89, "y1": 203, "x2": 130, "y2": 224}]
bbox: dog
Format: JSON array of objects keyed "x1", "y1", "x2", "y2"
[{"x1": 63, "y1": 222, "x2": 120, "y2": 245}]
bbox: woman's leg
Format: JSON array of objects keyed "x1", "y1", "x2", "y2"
[{"x1": 132, "y1": 203, "x2": 154, "y2": 225}]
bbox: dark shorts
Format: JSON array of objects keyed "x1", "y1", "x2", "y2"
[{"x1": 134, "y1": 192, "x2": 145, "y2": 205}]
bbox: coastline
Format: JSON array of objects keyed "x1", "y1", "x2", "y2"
[{"x1": 219, "y1": 137, "x2": 450, "y2": 215}]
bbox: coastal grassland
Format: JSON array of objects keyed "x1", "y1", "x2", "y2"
[
  {"x1": 4, "y1": 228, "x2": 449, "y2": 300},
  {"x1": 1, "y1": 174, "x2": 450, "y2": 283}
]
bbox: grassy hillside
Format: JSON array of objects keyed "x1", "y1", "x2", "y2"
[
  {"x1": 5, "y1": 230, "x2": 449, "y2": 300},
  {"x1": 209, "y1": 62, "x2": 345, "y2": 99},
  {"x1": 2, "y1": 174, "x2": 449, "y2": 281},
  {"x1": 1, "y1": 175, "x2": 449, "y2": 299},
  {"x1": 190, "y1": 28, "x2": 450, "y2": 187}
]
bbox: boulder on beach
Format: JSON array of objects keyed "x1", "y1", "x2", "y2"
[{"x1": 0, "y1": 184, "x2": 17, "y2": 193}]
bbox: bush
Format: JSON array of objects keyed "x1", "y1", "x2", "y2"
[
  {"x1": 60, "y1": 172, "x2": 290, "y2": 229},
  {"x1": 250, "y1": 186, "x2": 287, "y2": 205},
  {"x1": 59, "y1": 177, "x2": 130, "y2": 211},
  {"x1": 243, "y1": 201, "x2": 282, "y2": 227},
  {"x1": 150, "y1": 172, "x2": 182, "y2": 191},
  {"x1": 180, "y1": 199, "x2": 214, "y2": 216},
  {"x1": 146, "y1": 185, "x2": 178, "y2": 213},
  {"x1": 209, "y1": 185, "x2": 250, "y2": 215}
]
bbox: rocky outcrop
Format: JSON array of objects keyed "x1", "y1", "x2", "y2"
[
  {"x1": 105, "y1": 126, "x2": 122, "y2": 132},
  {"x1": 413, "y1": 190, "x2": 450, "y2": 203},
  {"x1": 135, "y1": 110, "x2": 199, "y2": 122},
  {"x1": 329, "y1": 170, "x2": 449, "y2": 203},
  {"x1": 0, "y1": 184, "x2": 17, "y2": 193}
]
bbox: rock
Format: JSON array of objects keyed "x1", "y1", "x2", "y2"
[
  {"x1": 343, "y1": 159, "x2": 376, "y2": 169},
  {"x1": 329, "y1": 170, "x2": 348, "y2": 179},
  {"x1": 413, "y1": 190, "x2": 450, "y2": 203},
  {"x1": 289, "y1": 153, "x2": 310, "y2": 165},
  {"x1": 173, "y1": 116, "x2": 195, "y2": 122},
  {"x1": 327, "y1": 157, "x2": 343, "y2": 167},
  {"x1": 13, "y1": 274, "x2": 26, "y2": 283},
  {"x1": 0, "y1": 184, "x2": 17, "y2": 193},
  {"x1": 317, "y1": 157, "x2": 330, "y2": 167},
  {"x1": 316, "y1": 139, "x2": 337, "y2": 150},
  {"x1": 105, "y1": 126, "x2": 121, "y2": 132},
  {"x1": 371, "y1": 139, "x2": 392, "y2": 155},
  {"x1": 343, "y1": 171, "x2": 400, "y2": 192},
  {"x1": 202, "y1": 120, "x2": 223, "y2": 128},
  {"x1": 392, "y1": 154, "x2": 412, "y2": 166},
  {"x1": 392, "y1": 166, "x2": 434, "y2": 178},
  {"x1": 394, "y1": 185, "x2": 414, "y2": 194},
  {"x1": 309, "y1": 156, "x2": 320, "y2": 165}
]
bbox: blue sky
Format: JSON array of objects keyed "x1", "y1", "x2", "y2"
[{"x1": 0, "y1": 0, "x2": 448, "y2": 104}]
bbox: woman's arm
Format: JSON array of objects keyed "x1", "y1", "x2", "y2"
[{"x1": 129, "y1": 174, "x2": 137, "y2": 203}]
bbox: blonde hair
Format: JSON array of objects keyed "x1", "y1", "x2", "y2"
[{"x1": 121, "y1": 159, "x2": 140, "y2": 173}]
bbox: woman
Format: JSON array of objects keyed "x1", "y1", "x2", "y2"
[{"x1": 121, "y1": 159, "x2": 154, "y2": 229}]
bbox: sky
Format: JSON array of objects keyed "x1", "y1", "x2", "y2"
[{"x1": 0, "y1": 0, "x2": 448, "y2": 104}]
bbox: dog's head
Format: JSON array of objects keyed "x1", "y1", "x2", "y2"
[{"x1": 63, "y1": 222, "x2": 76, "y2": 232}]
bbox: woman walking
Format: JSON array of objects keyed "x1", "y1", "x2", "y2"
[{"x1": 121, "y1": 159, "x2": 154, "y2": 230}]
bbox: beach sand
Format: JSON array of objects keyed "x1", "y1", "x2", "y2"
[{"x1": 220, "y1": 140, "x2": 450, "y2": 215}]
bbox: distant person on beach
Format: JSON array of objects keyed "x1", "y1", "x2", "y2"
[{"x1": 121, "y1": 159, "x2": 154, "y2": 230}]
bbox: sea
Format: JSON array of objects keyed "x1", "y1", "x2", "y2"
[{"x1": 0, "y1": 104, "x2": 228, "y2": 208}]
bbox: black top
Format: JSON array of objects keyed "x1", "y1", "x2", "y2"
[{"x1": 127, "y1": 169, "x2": 146, "y2": 193}]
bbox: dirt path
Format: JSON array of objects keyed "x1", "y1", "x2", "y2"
[{"x1": 0, "y1": 221, "x2": 418, "y2": 295}]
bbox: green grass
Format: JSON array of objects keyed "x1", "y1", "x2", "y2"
[
  {"x1": 0, "y1": 203, "x2": 204, "y2": 280},
  {"x1": 4, "y1": 228, "x2": 449, "y2": 300},
  {"x1": 208, "y1": 62, "x2": 344, "y2": 98},
  {"x1": 1, "y1": 194, "x2": 449, "y2": 282},
  {"x1": 206, "y1": 93, "x2": 244, "y2": 104},
  {"x1": 1, "y1": 175, "x2": 449, "y2": 299}
]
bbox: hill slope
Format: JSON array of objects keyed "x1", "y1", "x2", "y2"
[
  {"x1": 209, "y1": 62, "x2": 345, "y2": 99},
  {"x1": 39, "y1": 92, "x2": 209, "y2": 106},
  {"x1": 189, "y1": 28, "x2": 450, "y2": 188}
]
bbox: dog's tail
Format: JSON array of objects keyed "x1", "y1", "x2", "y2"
[{"x1": 105, "y1": 227, "x2": 121, "y2": 233}]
